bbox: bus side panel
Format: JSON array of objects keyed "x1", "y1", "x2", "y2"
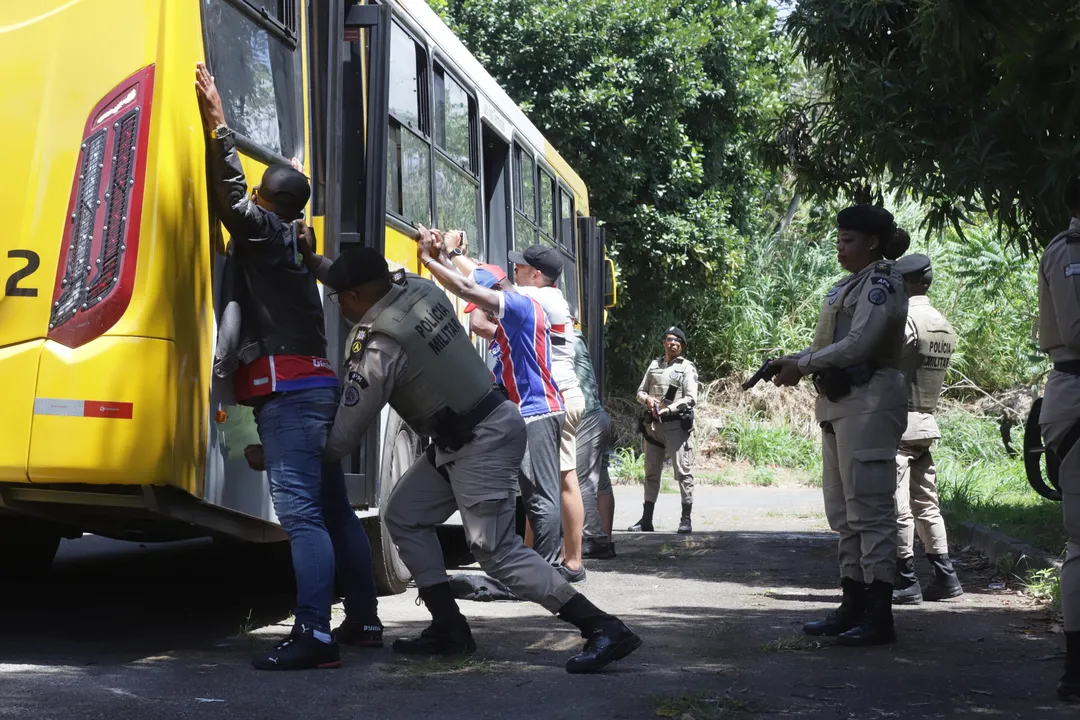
[
  {"x1": 28, "y1": 338, "x2": 175, "y2": 484},
  {"x1": 0, "y1": 342, "x2": 44, "y2": 483}
]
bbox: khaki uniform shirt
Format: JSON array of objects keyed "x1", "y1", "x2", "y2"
[
  {"x1": 796, "y1": 261, "x2": 908, "y2": 422},
  {"x1": 1039, "y1": 216, "x2": 1080, "y2": 424},
  {"x1": 635, "y1": 355, "x2": 698, "y2": 431},
  {"x1": 324, "y1": 283, "x2": 513, "y2": 467}
]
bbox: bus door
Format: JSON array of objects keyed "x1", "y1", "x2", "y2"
[
  {"x1": 323, "y1": 2, "x2": 392, "y2": 507},
  {"x1": 577, "y1": 216, "x2": 610, "y2": 401}
]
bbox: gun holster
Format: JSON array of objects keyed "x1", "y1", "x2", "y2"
[
  {"x1": 813, "y1": 363, "x2": 875, "y2": 402},
  {"x1": 679, "y1": 408, "x2": 694, "y2": 432}
]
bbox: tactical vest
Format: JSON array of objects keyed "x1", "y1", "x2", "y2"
[
  {"x1": 360, "y1": 275, "x2": 495, "y2": 438},
  {"x1": 906, "y1": 302, "x2": 956, "y2": 413},
  {"x1": 811, "y1": 276, "x2": 859, "y2": 351},
  {"x1": 1040, "y1": 229, "x2": 1080, "y2": 362}
]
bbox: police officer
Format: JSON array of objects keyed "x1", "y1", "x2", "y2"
[
  {"x1": 629, "y1": 327, "x2": 698, "y2": 534},
  {"x1": 1037, "y1": 196, "x2": 1080, "y2": 702},
  {"x1": 317, "y1": 242, "x2": 642, "y2": 674},
  {"x1": 770, "y1": 205, "x2": 909, "y2": 647},
  {"x1": 891, "y1": 252, "x2": 963, "y2": 605}
]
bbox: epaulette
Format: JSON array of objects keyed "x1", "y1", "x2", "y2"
[
  {"x1": 873, "y1": 261, "x2": 891, "y2": 275},
  {"x1": 672, "y1": 356, "x2": 684, "y2": 364},
  {"x1": 1066, "y1": 231, "x2": 1080, "y2": 244},
  {"x1": 391, "y1": 267, "x2": 407, "y2": 285}
]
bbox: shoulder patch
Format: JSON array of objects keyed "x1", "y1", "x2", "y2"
[
  {"x1": 350, "y1": 328, "x2": 371, "y2": 359},
  {"x1": 867, "y1": 287, "x2": 887, "y2": 305},
  {"x1": 343, "y1": 385, "x2": 360, "y2": 407},
  {"x1": 347, "y1": 370, "x2": 370, "y2": 389},
  {"x1": 871, "y1": 276, "x2": 895, "y2": 292}
]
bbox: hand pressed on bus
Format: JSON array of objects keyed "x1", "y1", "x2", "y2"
[
  {"x1": 194, "y1": 62, "x2": 226, "y2": 130},
  {"x1": 244, "y1": 444, "x2": 265, "y2": 472}
]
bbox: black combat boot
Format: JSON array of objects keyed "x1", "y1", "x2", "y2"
[
  {"x1": 627, "y1": 501, "x2": 655, "y2": 532},
  {"x1": 923, "y1": 553, "x2": 963, "y2": 601},
  {"x1": 892, "y1": 556, "x2": 923, "y2": 605},
  {"x1": 558, "y1": 594, "x2": 643, "y2": 674},
  {"x1": 836, "y1": 580, "x2": 897, "y2": 647},
  {"x1": 1059, "y1": 631, "x2": 1080, "y2": 702},
  {"x1": 392, "y1": 582, "x2": 476, "y2": 656},
  {"x1": 804, "y1": 577, "x2": 865, "y2": 637},
  {"x1": 677, "y1": 503, "x2": 692, "y2": 534}
]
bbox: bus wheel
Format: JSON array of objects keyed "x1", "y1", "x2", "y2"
[
  {"x1": 369, "y1": 412, "x2": 417, "y2": 595},
  {"x1": 0, "y1": 518, "x2": 62, "y2": 579}
]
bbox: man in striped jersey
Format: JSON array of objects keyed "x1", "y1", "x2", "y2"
[
  {"x1": 511, "y1": 245, "x2": 589, "y2": 583},
  {"x1": 427, "y1": 233, "x2": 567, "y2": 570}
]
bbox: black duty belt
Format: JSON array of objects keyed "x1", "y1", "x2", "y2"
[
  {"x1": 1054, "y1": 360, "x2": 1080, "y2": 376},
  {"x1": 432, "y1": 386, "x2": 509, "y2": 452}
]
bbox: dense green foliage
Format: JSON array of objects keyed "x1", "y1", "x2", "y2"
[
  {"x1": 709, "y1": 198, "x2": 1045, "y2": 391},
  {"x1": 775, "y1": 0, "x2": 1080, "y2": 252},
  {"x1": 432, "y1": 0, "x2": 795, "y2": 388}
]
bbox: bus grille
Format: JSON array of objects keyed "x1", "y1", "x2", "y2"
[
  {"x1": 51, "y1": 129, "x2": 108, "y2": 329},
  {"x1": 85, "y1": 109, "x2": 139, "y2": 310}
]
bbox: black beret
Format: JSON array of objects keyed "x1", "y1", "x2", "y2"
[
  {"x1": 662, "y1": 326, "x2": 687, "y2": 345},
  {"x1": 837, "y1": 204, "x2": 896, "y2": 238},
  {"x1": 326, "y1": 246, "x2": 390, "y2": 291},
  {"x1": 894, "y1": 253, "x2": 932, "y2": 276}
]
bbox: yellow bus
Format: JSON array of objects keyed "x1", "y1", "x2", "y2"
[{"x1": 1, "y1": 0, "x2": 615, "y2": 592}]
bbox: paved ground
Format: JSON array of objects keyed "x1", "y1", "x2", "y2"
[{"x1": 0, "y1": 484, "x2": 1073, "y2": 719}]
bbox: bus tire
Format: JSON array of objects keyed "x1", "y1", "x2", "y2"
[
  {"x1": 369, "y1": 412, "x2": 417, "y2": 596},
  {"x1": 0, "y1": 518, "x2": 62, "y2": 579}
]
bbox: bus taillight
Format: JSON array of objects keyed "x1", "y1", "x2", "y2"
[{"x1": 49, "y1": 65, "x2": 155, "y2": 349}]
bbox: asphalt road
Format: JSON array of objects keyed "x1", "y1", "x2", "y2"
[{"x1": 0, "y1": 485, "x2": 1072, "y2": 719}]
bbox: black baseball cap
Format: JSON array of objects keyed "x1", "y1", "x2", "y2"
[
  {"x1": 259, "y1": 164, "x2": 311, "y2": 217},
  {"x1": 508, "y1": 244, "x2": 564, "y2": 279},
  {"x1": 325, "y1": 246, "x2": 389, "y2": 291}
]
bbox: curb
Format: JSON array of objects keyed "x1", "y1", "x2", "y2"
[{"x1": 946, "y1": 518, "x2": 1063, "y2": 575}]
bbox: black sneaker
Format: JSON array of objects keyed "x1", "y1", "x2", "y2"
[
  {"x1": 252, "y1": 624, "x2": 341, "y2": 671},
  {"x1": 558, "y1": 563, "x2": 588, "y2": 584},
  {"x1": 333, "y1": 617, "x2": 384, "y2": 648},
  {"x1": 581, "y1": 537, "x2": 616, "y2": 559}
]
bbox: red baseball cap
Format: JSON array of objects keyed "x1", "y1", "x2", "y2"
[{"x1": 463, "y1": 264, "x2": 508, "y2": 313}]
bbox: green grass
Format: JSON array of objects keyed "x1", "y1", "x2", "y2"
[
  {"x1": 934, "y1": 412, "x2": 1066, "y2": 554},
  {"x1": 717, "y1": 415, "x2": 819, "y2": 471},
  {"x1": 652, "y1": 692, "x2": 751, "y2": 719},
  {"x1": 1025, "y1": 567, "x2": 1062, "y2": 611},
  {"x1": 610, "y1": 446, "x2": 645, "y2": 484},
  {"x1": 748, "y1": 467, "x2": 776, "y2": 487}
]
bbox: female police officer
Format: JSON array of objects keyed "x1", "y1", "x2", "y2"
[{"x1": 770, "y1": 205, "x2": 910, "y2": 647}]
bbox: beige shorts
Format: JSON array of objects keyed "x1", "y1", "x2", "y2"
[{"x1": 559, "y1": 386, "x2": 586, "y2": 473}]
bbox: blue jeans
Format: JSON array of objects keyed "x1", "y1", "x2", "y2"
[{"x1": 254, "y1": 386, "x2": 379, "y2": 632}]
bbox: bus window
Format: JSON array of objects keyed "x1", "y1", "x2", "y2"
[
  {"x1": 202, "y1": 0, "x2": 303, "y2": 160},
  {"x1": 539, "y1": 171, "x2": 555, "y2": 238},
  {"x1": 434, "y1": 64, "x2": 480, "y2": 258},
  {"x1": 559, "y1": 188, "x2": 574, "y2": 251},
  {"x1": 514, "y1": 214, "x2": 536, "y2": 252},
  {"x1": 514, "y1": 146, "x2": 535, "y2": 221},
  {"x1": 386, "y1": 22, "x2": 432, "y2": 228}
]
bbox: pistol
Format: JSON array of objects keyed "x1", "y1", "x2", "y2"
[{"x1": 742, "y1": 359, "x2": 780, "y2": 390}]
